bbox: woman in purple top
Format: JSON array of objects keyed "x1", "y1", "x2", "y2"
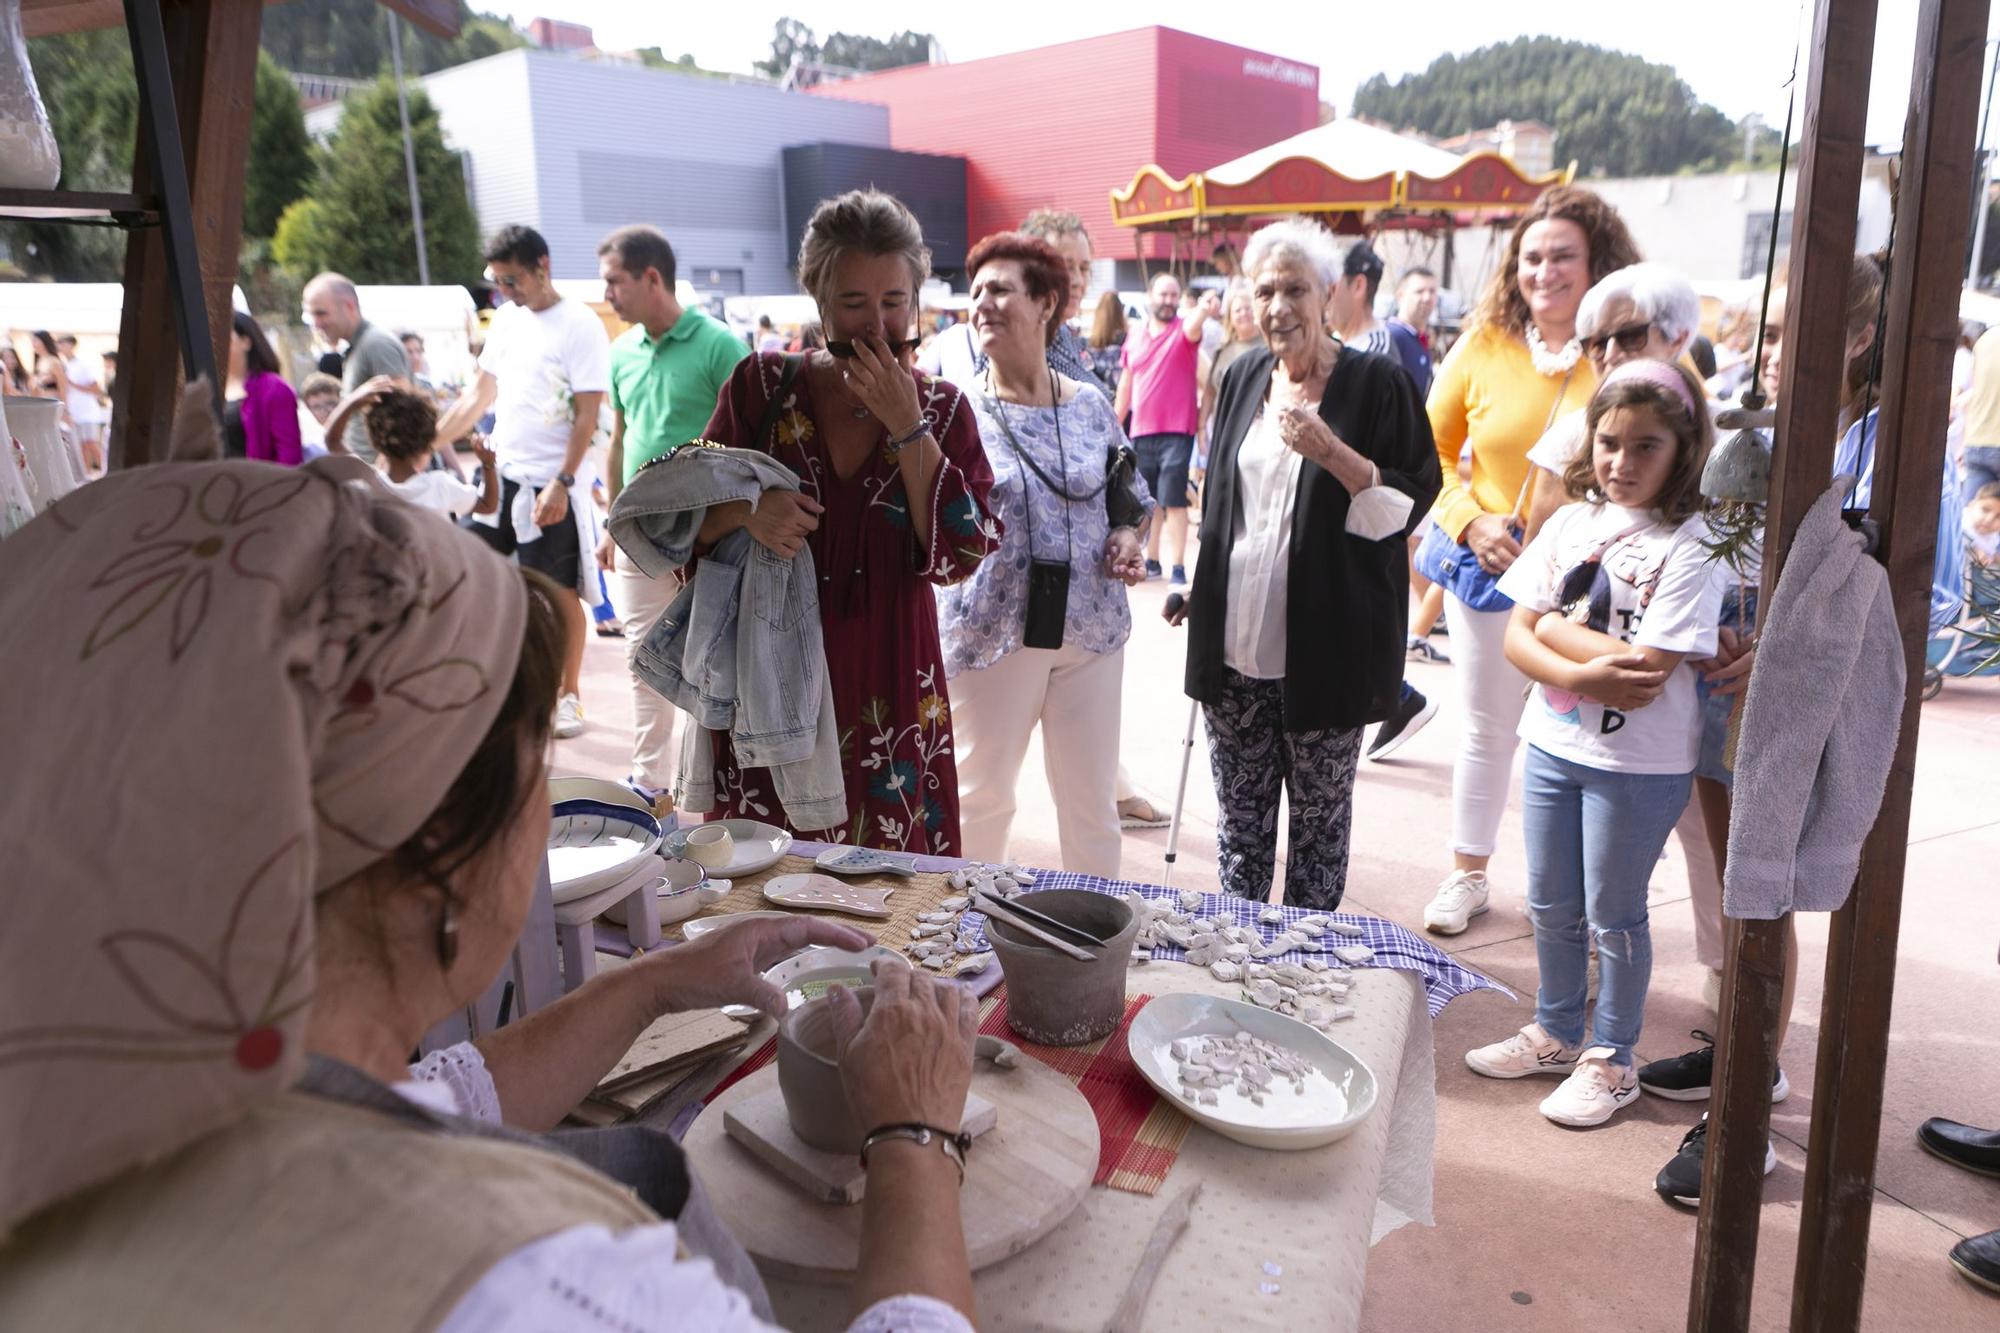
[{"x1": 226, "y1": 312, "x2": 303, "y2": 466}]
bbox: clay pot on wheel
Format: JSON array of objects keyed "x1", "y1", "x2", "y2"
[{"x1": 985, "y1": 890, "x2": 1138, "y2": 1046}]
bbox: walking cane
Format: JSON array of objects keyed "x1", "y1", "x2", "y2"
[{"x1": 1162, "y1": 593, "x2": 1199, "y2": 888}]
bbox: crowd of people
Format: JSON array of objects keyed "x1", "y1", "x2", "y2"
[{"x1": 9, "y1": 172, "x2": 2000, "y2": 1324}]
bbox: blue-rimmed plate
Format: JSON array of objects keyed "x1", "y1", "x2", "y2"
[{"x1": 547, "y1": 798, "x2": 662, "y2": 905}]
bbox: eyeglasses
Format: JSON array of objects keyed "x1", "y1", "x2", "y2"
[
  {"x1": 826, "y1": 337, "x2": 921, "y2": 358},
  {"x1": 1583, "y1": 321, "x2": 1654, "y2": 359},
  {"x1": 493, "y1": 274, "x2": 525, "y2": 291}
]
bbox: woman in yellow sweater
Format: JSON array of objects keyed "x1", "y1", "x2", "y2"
[{"x1": 1419, "y1": 186, "x2": 1641, "y2": 936}]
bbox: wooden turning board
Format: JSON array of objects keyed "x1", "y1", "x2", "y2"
[{"x1": 684, "y1": 1056, "x2": 1099, "y2": 1284}]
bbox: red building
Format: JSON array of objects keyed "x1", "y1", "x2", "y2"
[{"x1": 811, "y1": 27, "x2": 1319, "y2": 273}]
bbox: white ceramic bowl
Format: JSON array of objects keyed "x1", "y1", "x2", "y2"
[
  {"x1": 1127, "y1": 993, "x2": 1378, "y2": 1151},
  {"x1": 664, "y1": 820, "x2": 792, "y2": 877},
  {"x1": 600, "y1": 857, "x2": 728, "y2": 927},
  {"x1": 761, "y1": 945, "x2": 907, "y2": 1009},
  {"x1": 546, "y1": 799, "x2": 662, "y2": 906}
]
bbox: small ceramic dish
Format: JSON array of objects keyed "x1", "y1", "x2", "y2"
[
  {"x1": 601, "y1": 857, "x2": 729, "y2": 927},
  {"x1": 812, "y1": 846, "x2": 920, "y2": 877},
  {"x1": 761, "y1": 945, "x2": 906, "y2": 1010},
  {"x1": 1127, "y1": 993, "x2": 1378, "y2": 1151},
  {"x1": 546, "y1": 799, "x2": 662, "y2": 906},
  {"x1": 682, "y1": 910, "x2": 793, "y2": 941},
  {"x1": 664, "y1": 820, "x2": 792, "y2": 878}
]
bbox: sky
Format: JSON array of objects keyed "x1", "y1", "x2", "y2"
[{"x1": 487, "y1": 1, "x2": 2000, "y2": 153}]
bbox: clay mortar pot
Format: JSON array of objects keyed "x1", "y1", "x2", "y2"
[
  {"x1": 777, "y1": 985, "x2": 1019, "y2": 1154},
  {"x1": 985, "y1": 889, "x2": 1138, "y2": 1046}
]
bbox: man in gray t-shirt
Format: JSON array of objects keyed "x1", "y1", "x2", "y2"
[{"x1": 304, "y1": 271, "x2": 410, "y2": 461}]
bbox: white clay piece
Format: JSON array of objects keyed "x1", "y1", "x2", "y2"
[{"x1": 1169, "y1": 1030, "x2": 1316, "y2": 1108}]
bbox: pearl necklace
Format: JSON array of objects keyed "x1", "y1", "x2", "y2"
[{"x1": 1525, "y1": 324, "x2": 1582, "y2": 377}]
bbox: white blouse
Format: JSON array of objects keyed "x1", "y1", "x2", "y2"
[
  {"x1": 406, "y1": 1044, "x2": 972, "y2": 1333},
  {"x1": 1223, "y1": 409, "x2": 1304, "y2": 679}
]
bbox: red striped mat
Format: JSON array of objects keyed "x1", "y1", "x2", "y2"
[{"x1": 708, "y1": 989, "x2": 1187, "y2": 1196}]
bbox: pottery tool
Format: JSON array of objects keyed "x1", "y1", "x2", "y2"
[
  {"x1": 978, "y1": 891, "x2": 1111, "y2": 949},
  {"x1": 972, "y1": 889, "x2": 1098, "y2": 962},
  {"x1": 762, "y1": 873, "x2": 897, "y2": 919},
  {"x1": 1101, "y1": 1181, "x2": 1204, "y2": 1333}
]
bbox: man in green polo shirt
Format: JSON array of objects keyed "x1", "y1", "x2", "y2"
[{"x1": 593, "y1": 224, "x2": 749, "y2": 810}]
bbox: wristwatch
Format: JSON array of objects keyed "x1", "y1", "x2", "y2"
[{"x1": 555, "y1": 471, "x2": 576, "y2": 489}]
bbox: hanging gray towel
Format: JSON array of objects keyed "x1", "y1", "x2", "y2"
[{"x1": 1725, "y1": 478, "x2": 1906, "y2": 918}]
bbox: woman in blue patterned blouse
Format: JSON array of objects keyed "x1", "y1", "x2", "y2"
[{"x1": 939, "y1": 232, "x2": 1153, "y2": 877}]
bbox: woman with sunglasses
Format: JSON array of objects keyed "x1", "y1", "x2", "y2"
[
  {"x1": 1522, "y1": 263, "x2": 1703, "y2": 541},
  {"x1": 694, "y1": 190, "x2": 1002, "y2": 853}
]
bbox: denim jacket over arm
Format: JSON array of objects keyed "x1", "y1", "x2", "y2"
[{"x1": 607, "y1": 445, "x2": 845, "y2": 831}]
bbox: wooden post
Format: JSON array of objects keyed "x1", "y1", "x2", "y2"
[
  {"x1": 1792, "y1": 0, "x2": 1986, "y2": 1325},
  {"x1": 109, "y1": 0, "x2": 261, "y2": 468},
  {"x1": 1688, "y1": 0, "x2": 1878, "y2": 1327}
]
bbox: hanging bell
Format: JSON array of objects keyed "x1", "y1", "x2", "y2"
[{"x1": 1702, "y1": 402, "x2": 1775, "y2": 505}]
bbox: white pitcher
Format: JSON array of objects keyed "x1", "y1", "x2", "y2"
[
  {"x1": 3, "y1": 396, "x2": 84, "y2": 513},
  {"x1": 0, "y1": 0, "x2": 60, "y2": 189},
  {"x1": 0, "y1": 393, "x2": 35, "y2": 539}
]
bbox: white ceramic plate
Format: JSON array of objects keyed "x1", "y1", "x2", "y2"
[
  {"x1": 546, "y1": 800, "x2": 663, "y2": 906},
  {"x1": 682, "y1": 910, "x2": 794, "y2": 941},
  {"x1": 760, "y1": 945, "x2": 906, "y2": 1010},
  {"x1": 664, "y1": 820, "x2": 793, "y2": 878},
  {"x1": 1127, "y1": 993, "x2": 1378, "y2": 1151}
]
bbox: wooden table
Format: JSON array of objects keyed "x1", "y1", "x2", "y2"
[{"x1": 672, "y1": 854, "x2": 1433, "y2": 1333}]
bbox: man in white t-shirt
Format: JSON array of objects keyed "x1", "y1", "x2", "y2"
[
  {"x1": 55, "y1": 336, "x2": 108, "y2": 474},
  {"x1": 432, "y1": 225, "x2": 610, "y2": 739}
]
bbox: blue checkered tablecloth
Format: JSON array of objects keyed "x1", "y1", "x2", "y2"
[{"x1": 956, "y1": 866, "x2": 1509, "y2": 1019}]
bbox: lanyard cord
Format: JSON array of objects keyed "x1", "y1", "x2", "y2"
[{"x1": 983, "y1": 365, "x2": 1081, "y2": 563}]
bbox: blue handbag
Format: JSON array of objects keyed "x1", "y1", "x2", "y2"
[
  {"x1": 1418, "y1": 364, "x2": 1575, "y2": 613},
  {"x1": 1415, "y1": 516, "x2": 1522, "y2": 612}
]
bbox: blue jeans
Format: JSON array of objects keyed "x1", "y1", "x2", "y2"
[{"x1": 1522, "y1": 745, "x2": 1692, "y2": 1067}]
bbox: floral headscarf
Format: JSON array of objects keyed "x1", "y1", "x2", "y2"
[{"x1": 0, "y1": 457, "x2": 527, "y2": 1233}]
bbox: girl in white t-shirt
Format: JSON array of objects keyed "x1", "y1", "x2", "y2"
[
  {"x1": 1464, "y1": 359, "x2": 1722, "y2": 1128},
  {"x1": 329, "y1": 380, "x2": 498, "y2": 521}
]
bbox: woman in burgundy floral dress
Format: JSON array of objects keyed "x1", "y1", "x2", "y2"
[{"x1": 698, "y1": 190, "x2": 1000, "y2": 853}]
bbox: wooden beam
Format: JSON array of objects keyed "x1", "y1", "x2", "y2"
[
  {"x1": 1791, "y1": 0, "x2": 1986, "y2": 1324},
  {"x1": 107, "y1": 0, "x2": 259, "y2": 468},
  {"x1": 1687, "y1": 1, "x2": 1878, "y2": 1328},
  {"x1": 22, "y1": 0, "x2": 459, "y2": 40}
]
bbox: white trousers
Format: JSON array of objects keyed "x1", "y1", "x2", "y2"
[
  {"x1": 951, "y1": 642, "x2": 1125, "y2": 878},
  {"x1": 1675, "y1": 791, "x2": 1726, "y2": 972},
  {"x1": 1442, "y1": 595, "x2": 1530, "y2": 858},
  {"x1": 611, "y1": 548, "x2": 681, "y2": 790}
]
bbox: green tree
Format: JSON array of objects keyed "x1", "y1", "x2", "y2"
[
  {"x1": 753, "y1": 18, "x2": 932, "y2": 78},
  {"x1": 1353, "y1": 37, "x2": 1747, "y2": 177},
  {"x1": 270, "y1": 76, "x2": 479, "y2": 288},
  {"x1": 0, "y1": 29, "x2": 137, "y2": 280},
  {"x1": 244, "y1": 50, "x2": 315, "y2": 239},
  {"x1": 258, "y1": 0, "x2": 527, "y2": 78}
]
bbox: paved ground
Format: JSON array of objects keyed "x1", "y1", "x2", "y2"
[{"x1": 557, "y1": 545, "x2": 2000, "y2": 1331}]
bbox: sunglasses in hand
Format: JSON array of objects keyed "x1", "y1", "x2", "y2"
[{"x1": 826, "y1": 336, "x2": 921, "y2": 358}]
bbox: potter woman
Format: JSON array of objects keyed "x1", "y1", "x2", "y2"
[
  {"x1": 0, "y1": 455, "x2": 984, "y2": 1331},
  {"x1": 1169, "y1": 219, "x2": 1441, "y2": 911}
]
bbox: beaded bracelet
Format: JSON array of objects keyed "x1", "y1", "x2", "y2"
[{"x1": 883, "y1": 418, "x2": 931, "y2": 457}]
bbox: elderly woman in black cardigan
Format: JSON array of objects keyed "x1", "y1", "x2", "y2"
[{"x1": 1167, "y1": 220, "x2": 1440, "y2": 910}]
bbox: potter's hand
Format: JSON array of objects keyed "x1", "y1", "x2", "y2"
[
  {"x1": 643, "y1": 915, "x2": 872, "y2": 1021},
  {"x1": 832, "y1": 959, "x2": 976, "y2": 1133}
]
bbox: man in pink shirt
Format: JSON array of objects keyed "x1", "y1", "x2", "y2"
[{"x1": 1115, "y1": 272, "x2": 1216, "y2": 585}]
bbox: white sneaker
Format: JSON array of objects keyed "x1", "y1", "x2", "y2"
[
  {"x1": 1540, "y1": 1047, "x2": 1642, "y2": 1126},
  {"x1": 1466, "y1": 1022, "x2": 1582, "y2": 1079},
  {"x1": 553, "y1": 693, "x2": 584, "y2": 739},
  {"x1": 1424, "y1": 869, "x2": 1490, "y2": 935}
]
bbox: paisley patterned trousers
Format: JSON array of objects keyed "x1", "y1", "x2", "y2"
[{"x1": 1204, "y1": 668, "x2": 1364, "y2": 912}]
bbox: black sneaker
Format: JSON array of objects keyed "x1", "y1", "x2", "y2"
[
  {"x1": 1637, "y1": 1030, "x2": 1791, "y2": 1103},
  {"x1": 1367, "y1": 686, "x2": 1438, "y2": 760},
  {"x1": 1655, "y1": 1118, "x2": 1777, "y2": 1207},
  {"x1": 1950, "y1": 1228, "x2": 2000, "y2": 1295}
]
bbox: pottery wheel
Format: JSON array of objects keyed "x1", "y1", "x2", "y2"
[{"x1": 684, "y1": 1056, "x2": 1099, "y2": 1284}]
